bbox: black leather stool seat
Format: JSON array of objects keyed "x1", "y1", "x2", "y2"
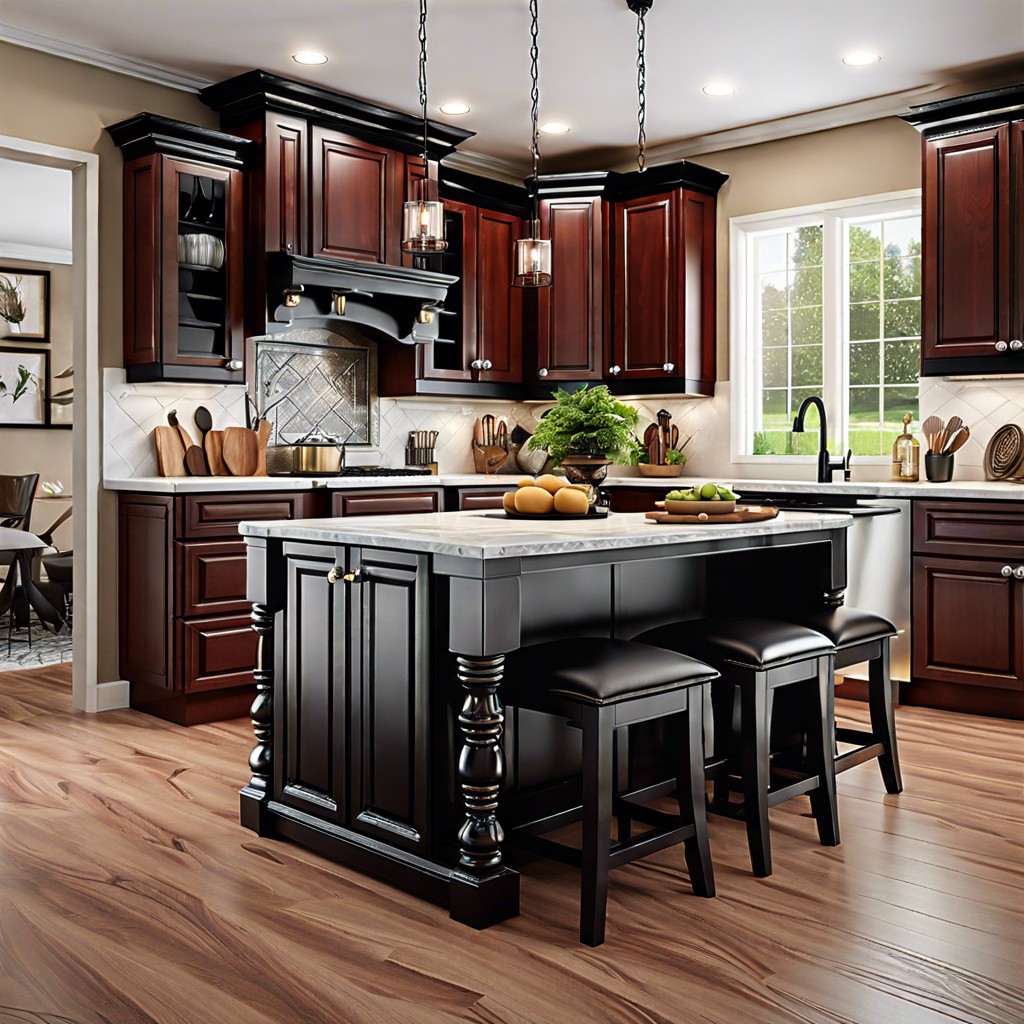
[
  {"x1": 782, "y1": 606, "x2": 896, "y2": 649},
  {"x1": 637, "y1": 617, "x2": 834, "y2": 670},
  {"x1": 504, "y1": 637, "x2": 719, "y2": 705}
]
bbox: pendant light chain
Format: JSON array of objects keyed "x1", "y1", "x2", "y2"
[
  {"x1": 418, "y1": 0, "x2": 429, "y2": 163},
  {"x1": 635, "y1": 3, "x2": 647, "y2": 173},
  {"x1": 529, "y1": 0, "x2": 541, "y2": 225}
]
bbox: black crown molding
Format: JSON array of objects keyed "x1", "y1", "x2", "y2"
[
  {"x1": 104, "y1": 113, "x2": 256, "y2": 168},
  {"x1": 901, "y1": 82, "x2": 1024, "y2": 138},
  {"x1": 199, "y1": 70, "x2": 475, "y2": 161}
]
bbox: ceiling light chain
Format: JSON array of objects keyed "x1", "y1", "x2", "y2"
[
  {"x1": 634, "y1": 2, "x2": 648, "y2": 172},
  {"x1": 529, "y1": 0, "x2": 541, "y2": 187},
  {"x1": 418, "y1": 0, "x2": 429, "y2": 162}
]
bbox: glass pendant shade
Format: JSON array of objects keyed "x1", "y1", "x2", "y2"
[
  {"x1": 512, "y1": 235, "x2": 552, "y2": 288},
  {"x1": 402, "y1": 196, "x2": 447, "y2": 253}
]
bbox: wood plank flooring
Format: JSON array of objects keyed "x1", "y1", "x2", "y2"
[{"x1": 0, "y1": 665, "x2": 1021, "y2": 1024}]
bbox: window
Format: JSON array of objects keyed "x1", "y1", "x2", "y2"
[{"x1": 731, "y1": 192, "x2": 922, "y2": 461}]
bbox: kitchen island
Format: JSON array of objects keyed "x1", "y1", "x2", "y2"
[{"x1": 239, "y1": 508, "x2": 851, "y2": 928}]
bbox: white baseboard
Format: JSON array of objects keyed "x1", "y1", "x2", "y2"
[{"x1": 94, "y1": 679, "x2": 130, "y2": 712}]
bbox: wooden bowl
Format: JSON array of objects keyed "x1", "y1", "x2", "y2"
[
  {"x1": 637, "y1": 463, "x2": 683, "y2": 477},
  {"x1": 663, "y1": 498, "x2": 737, "y2": 515}
]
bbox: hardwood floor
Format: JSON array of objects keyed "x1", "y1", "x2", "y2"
[{"x1": 0, "y1": 666, "x2": 1021, "y2": 1024}]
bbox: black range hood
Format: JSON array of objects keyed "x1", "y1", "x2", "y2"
[{"x1": 265, "y1": 252, "x2": 458, "y2": 345}]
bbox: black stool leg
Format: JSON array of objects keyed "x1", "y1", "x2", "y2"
[
  {"x1": 677, "y1": 694, "x2": 715, "y2": 898},
  {"x1": 807, "y1": 655, "x2": 840, "y2": 847},
  {"x1": 614, "y1": 726, "x2": 632, "y2": 843},
  {"x1": 710, "y1": 682, "x2": 736, "y2": 805},
  {"x1": 868, "y1": 639, "x2": 903, "y2": 794},
  {"x1": 740, "y1": 671, "x2": 772, "y2": 877},
  {"x1": 580, "y1": 707, "x2": 614, "y2": 947}
]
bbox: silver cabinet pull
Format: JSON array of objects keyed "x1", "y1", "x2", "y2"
[
  {"x1": 996, "y1": 340, "x2": 1009, "y2": 352},
  {"x1": 1014, "y1": 567, "x2": 1024, "y2": 579},
  {"x1": 1001, "y1": 565, "x2": 1014, "y2": 577},
  {"x1": 482, "y1": 359, "x2": 493, "y2": 370},
  {"x1": 226, "y1": 359, "x2": 243, "y2": 371},
  {"x1": 608, "y1": 365, "x2": 622, "y2": 375},
  {"x1": 1011, "y1": 340, "x2": 1024, "y2": 352},
  {"x1": 538, "y1": 367, "x2": 549, "y2": 377},
  {"x1": 470, "y1": 359, "x2": 484, "y2": 370},
  {"x1": 663, "y1": 362, "x2": 675, "y2": 373}
]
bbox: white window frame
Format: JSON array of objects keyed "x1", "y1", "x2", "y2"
[{"x1": 730, "y1": 189, "x2": 922, "y2": 465}]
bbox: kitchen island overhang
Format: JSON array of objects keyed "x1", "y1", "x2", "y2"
[{"x1": 238, "y1": 509, "x2": 852, "y2": 929}]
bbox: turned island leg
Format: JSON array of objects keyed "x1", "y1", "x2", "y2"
[
  {"x1": 240, "y1": 602, "x2": 274, "y2": 833},
  {"x1": 449, "y1": 653, "x2": 520, "y2": 928}
]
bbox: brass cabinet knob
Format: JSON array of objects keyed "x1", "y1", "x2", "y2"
[
  {"x1": 328, "y1": 567, "x2": 343, "y2": 584},
  {"x1": 1001, "y1": 565, "x2": 1013, "y2": 577},
  {"x1": 343, "y1": 568, "x2": 362, "y2": 583}
]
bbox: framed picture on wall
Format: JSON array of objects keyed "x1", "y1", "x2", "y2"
[
  {"x1": 0, "y1": 268, "x2": 50, "y2": 341},
  {"x1": 0, "y1": 347, "x2": 49, "y2": 427}
]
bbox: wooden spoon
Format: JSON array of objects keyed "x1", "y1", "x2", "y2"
[
  {"x1": 944, "y1": 425, "x2": 970, "y2": 454},
  {"x1": 184, "y1": 445, "x2": 208, "y2": 476},
  {"x1": 204, "y1": 430, "x2": 226, "y2": 475},
  {"x1": 167, "y1": 409, "x2": 194, "y2": 452},
  {"x1": 921, "y1": 415, "x2": 943, "y2": 453},
  {"x1": 153, "y1": 426, "x2": 186, "y2": 477},
  {"x1": 222, "y1": 426, "x2": 259, "y2": 476}
]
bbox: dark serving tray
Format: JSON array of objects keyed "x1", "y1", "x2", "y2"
[{"x1": 493, "y1": 507, "x2": 610, "y2": 521}]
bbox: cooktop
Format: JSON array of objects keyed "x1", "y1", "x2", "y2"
[{"x1": 339, "y1": 467, "x2": 433, "y2": 477}]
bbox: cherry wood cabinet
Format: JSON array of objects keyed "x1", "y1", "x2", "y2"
[
  {"x1": 331, "y1": 489, "x2": 442, "y2": 517},
  {"x1": 611, "y1": 188, "x2": 716, "y2": 394},
  {"x1": 904, "y1": 84, "x2": 1024, "y2": 376},
  {"x1": 311, "y1": 126, "x2": 402, "y2": 265},
  {"x1": 909, "y1": 500, "x2": 1024, "y2": 718},
  {"x1": 108, "y1": 115, "x2": 253, "y2": 385},
  {"x1": 534, "y1": 196, "x2": 608, "y2": 382},
  {"x1": 277, "y1": 542, "x2": 430, "y2": 853},
  {"x1": 475, "y1": 208, "x2": 525, "y2": 383}
]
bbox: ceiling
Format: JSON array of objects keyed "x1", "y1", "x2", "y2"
[
  {"x1": 1, "y1": 0, "x2": 1023, "y2": 174},
  {"x1": 0, "y1": 158, "x2": 72, "y2": 261}
]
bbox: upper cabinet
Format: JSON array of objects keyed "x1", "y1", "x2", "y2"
[
  {"x1": 107, "y1": 115, "x2": 254, "y2": 385},
  {"x1": 903, "y1": 84, "x2": 1024, "y2": 376}
]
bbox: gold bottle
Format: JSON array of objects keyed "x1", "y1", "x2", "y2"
[{"x1": 891, "y1": 413, "x2": 920, "y2": 481}]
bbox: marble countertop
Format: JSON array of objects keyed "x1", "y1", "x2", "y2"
[
  {"x1": 239, "y1": 508, "x2": 852, "y2": 559},
  {"x1": 599, "y1": 475, "x2": 1024, "y2": 501}
]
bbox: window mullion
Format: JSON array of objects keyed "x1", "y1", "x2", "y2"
[{"x1": 822, "y1": 211, "x2": 845, "y2": 453}]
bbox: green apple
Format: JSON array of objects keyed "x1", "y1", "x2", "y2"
[{"x1": 700, "y1": 482, "x2": 718, "y2": 499}]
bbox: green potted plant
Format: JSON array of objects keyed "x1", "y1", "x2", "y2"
[{"x1": 528, "y1": 385, "x2": 639, "y2": 492}]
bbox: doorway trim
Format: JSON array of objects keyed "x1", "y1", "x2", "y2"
[{"x1": 0, "y1": 134, "x2": 113, "y2": 712}]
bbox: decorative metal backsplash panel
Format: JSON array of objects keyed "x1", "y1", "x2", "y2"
[{"x1": 252, "y1": 327, "x2": 379, "y2": 446}]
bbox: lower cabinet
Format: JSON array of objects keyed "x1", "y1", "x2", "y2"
[
  {"x1": 277, "y1": 542, "x2": 430, "y2": 853},
  {"x1": 910, "y1": 500, "x2": 1024, "y2": 718}
]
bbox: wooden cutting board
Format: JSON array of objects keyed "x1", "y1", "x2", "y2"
[
  {"x1": 204, "y1": 430, "x2": 226, "y2": 475},
  {"x1": 645, "y1": 505, "x2": 780, "y2": 525},
  {"x1": 254, "y1": 419, "x2": 272, "y2": 477},
  {"x1": 153, "y1": 426, "x2": 186, "y2": 477},
  {"x1": 223, "y1": 426, "x2": 259, "y2": 476}
]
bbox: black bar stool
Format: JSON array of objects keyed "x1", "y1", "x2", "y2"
[
  {"x1": 777, "y1": 607, "x2": 902, "y2": 793},
  {"x1": 636, "y1": 617, "x2": 838, "y2": 878},
  {"x1": 503, "y1": 637, "x2": 719, "y2": 947}
]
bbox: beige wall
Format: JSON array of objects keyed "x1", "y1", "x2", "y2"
[
  {"x1": 0, "y1": 42, "x2": 216, "y2": 683},
  {"x1": 0, "y1": 258, "x2": 73, "y2": 548},
  {"x1": 697, "y1": 116, "x2": 923, "y2": 376}
]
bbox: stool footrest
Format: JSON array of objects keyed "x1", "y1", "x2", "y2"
[
  {"x1": 836, "y1": 742, "x2": 885, "y2": 774},
  {"x1": 609, "y1": 826, "x2": 692, "y2": 869},
  {"x1": 836, "y1": 726, "x2": 876, "y2": 746}
]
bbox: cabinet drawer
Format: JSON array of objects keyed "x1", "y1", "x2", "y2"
[
  {"x1": 179, "y1": 492, "x2": 315, "y2": 539},
  {"x1": 332, "y1": 489, "x2": 442, "y2": 517},
  {"x1": 178, "y1": 614, "x2": 258, "y2": 693},
  {"x1": 177, "y1": 540, "x2": 249, "y2": 617},
  {"x1": 457, "y1": 488, "x2": 507, "y2": 510},
  {"x1": 913, "y1": 501, "x2": 1024, "y2": 560}
]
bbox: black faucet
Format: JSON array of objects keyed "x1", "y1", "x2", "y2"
[{"x1": 792, "y1": 395, "x2": 852, "y2": 483}]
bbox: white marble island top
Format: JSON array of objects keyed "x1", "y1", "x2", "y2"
[{"x1": 240, "y1": 508, "x2": 851, "y2": 560}]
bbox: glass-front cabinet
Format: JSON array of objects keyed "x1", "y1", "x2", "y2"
[{"x1": 109, "y1": 114, "x2": 252, "y2": 384}]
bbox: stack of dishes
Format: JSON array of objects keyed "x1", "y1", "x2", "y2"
[{"x1": 178, "y1": 233, "x2": 225, "y2": 269}]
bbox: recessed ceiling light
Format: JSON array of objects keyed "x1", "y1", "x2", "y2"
[
  {"x1": 439, "y1": 101, "x2": 471, "y2": 115},
  {"x1": 539, "y1": 122, "x2": 571, "y2": 135},
  {"x1": 842, "y1": 51, "x2": 881, "y2": 67},
  {"x1": 702, "y1": 82, "x2": 736, "y2": 97},
  {"x1": 292, "y1": 51, "x2": 328, "y2": 66}
]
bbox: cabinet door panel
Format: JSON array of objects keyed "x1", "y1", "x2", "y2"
[
  {"x1": 123, "y1": 156, "x2": 162, "y2": 367},
  {"x1": 1014, "y1": 120, "x2": 1024, "y2": 345},
  {"x1": 923, "y1": 125, "x2": 1010, "y2": 359},
  {"x1": 476, "y1": 208, "x2": 523, "y2": 382},
  {"x1": 536, "y1": 198, "x2": 605, "y2": 380},
  {"x1": 350, "y1": 549, "x2": 429, "y2": 853},
  {"x1": 179, "y1": 614, "x2": 258, "y2": 693},
  {"x1": 332, "y1": 490, "x2": 441, "y2": 517},
  {"x1": 614, "y1": 193, "x2": 675, "y2": 377},
  {"x1": 913, "y1": 501, "x2": 1024, "y2": 560},
  {"x1": 266, "y1": 114, "x2": 308, "y2": 255},
  {"x1": 680, "y1": 190, "x2": 716, "y2": 390},
  {"x1": 177, "y1": 540, "x2": 249, "y2": 617},
  {"x1": 278, "y1": 548, "x2": 348, "y2": 823},
  {"x1": 912, "y1": 555, "x2": 1024, "y2": 690},
  {"x1": 312, "y1": 127, "x2": 395, "y2": 264}
]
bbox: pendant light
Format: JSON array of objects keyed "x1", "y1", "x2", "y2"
[
  {"x1": 402, "y1": 0, "x2": 447, "y2": 253},
  {"x1": 627, "y1": 0, "x2": 653, "y2": 173},
  {"x1": 512, "y1": 0, "x2": 552, "y2": 288}
]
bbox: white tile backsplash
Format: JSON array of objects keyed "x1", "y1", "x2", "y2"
[{"x1": 102, "y1": 365, "x2": 1024, "y2": 485}]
